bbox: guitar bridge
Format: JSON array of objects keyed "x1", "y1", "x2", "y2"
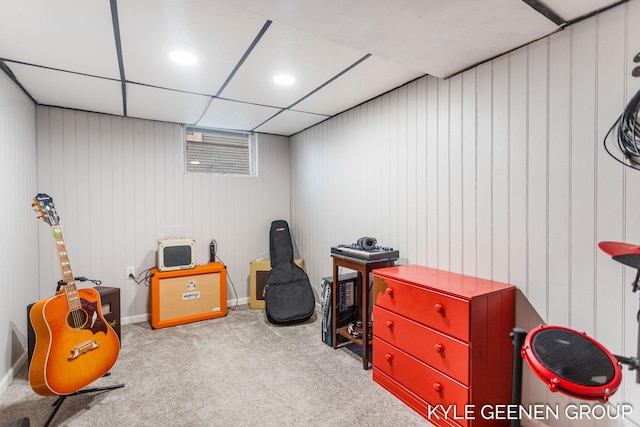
[{"x1": 68, "y1": 340, "x2": 100, "y2": 360}]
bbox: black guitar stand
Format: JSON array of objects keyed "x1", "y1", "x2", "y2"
[
  {"x1": 611, "y1": 269, "x2": 640, "y2": 380},
  {"x1": 509, "y1": 328, "x2": 528, "y2": 427},
  {"x1": 44, "y1": 374, "x2": 124, "y2": 427},
  {"x1": 43, "y1": 279, "x2": 124, "y2": 427},
  {"x1": 598, "y1": 242, "x2": 640, "y2": 380},
  {"x1": 56, "y1": 276, "x2": 101, "y2": 292}
]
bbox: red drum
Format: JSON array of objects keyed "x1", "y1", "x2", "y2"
[
  {"x1": 598, "y1": 241, "x2": 640, "y2": 269},
  {"x1": 522, "y1": 325, "x2": 622, "y2": 402}
]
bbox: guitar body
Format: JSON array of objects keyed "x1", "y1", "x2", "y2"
[{"x1": 29, "y1": 287, "x2": 120, "y2": 396}]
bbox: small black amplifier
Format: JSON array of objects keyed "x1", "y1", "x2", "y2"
[{"x1": 320, "y1": 273, "x2": 358, "y2": 346}]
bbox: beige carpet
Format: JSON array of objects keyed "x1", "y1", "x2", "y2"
[{"x1": 0, "y1": 305, "x2": 428, "y2": 426}]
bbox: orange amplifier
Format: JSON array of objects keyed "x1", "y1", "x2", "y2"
[{"x1": 150, "y1": 262, "x2": 227, "y2": 329}]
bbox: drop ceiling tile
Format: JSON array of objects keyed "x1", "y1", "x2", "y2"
[
  {"x1": 253, "y1": 109, "x2": 328, "y2": 136},
  {"x1": 0, "y1": 0, "x2": 620, "y2": 134},
  {"x1": 196, "y1": 98, "x2": 281, "y2": 132},
  {"x1": 117, "y1": 0, "x2": 268, "y2": 95},
  {"x1": 126, "y1": 83, "x2": 211, "y2": 124},
  {"x1": 220, "y1": 21, "x2": 368, "y2": 108},
  {"x1": 0, "y1": 0, "x2": 119, "y2": 79},
  {"x1": 543, "y1": 0, "x2": 621, "y2": 21},
  {"x1": 6, "y1": 62, "x2": 123, "y2": 116},
  {"x1": 294, "y1": 56, "x2": 423, "y2": 116},
  {"x1": 217, "y1": 0, "x2": 560, "y2": 78}
]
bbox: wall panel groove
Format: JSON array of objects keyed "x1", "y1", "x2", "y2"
[
  {"x1": 291, "y1": 3, "x2": 640, "y2": 423},
  {"x1": 36, "y1": 108, "x2": 291, "y2": 320}
]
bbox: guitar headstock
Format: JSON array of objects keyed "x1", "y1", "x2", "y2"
[{"x1": 32, "y1": 193, "x2": 60, "y2": 227}]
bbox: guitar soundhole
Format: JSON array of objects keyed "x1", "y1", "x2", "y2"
[{"x1": 66, "y1": 310, "x2": 88, "y2": 329}]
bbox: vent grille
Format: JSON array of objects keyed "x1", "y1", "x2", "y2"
[{"x1": 185, "y1": 127, "x2": 253, "y2": 175}]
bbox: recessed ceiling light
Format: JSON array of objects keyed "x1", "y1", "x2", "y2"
[
  {"x1": 170, "y1": 50, "x2": 198, "y2": 66},
  {"x1": 273, "y1": 74, "x2": 295, "y2": 86},
  {"x1": 189, "y1": 160, "x2": 201, "y2": 165}
]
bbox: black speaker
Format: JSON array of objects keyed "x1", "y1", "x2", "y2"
[
  {"x1": 27, "y1": 286, "x2": 121, "y2": 367},
  {"x1": 95, "y1": 286, "x2": 121, "y2": 343},
  {"x1": 26, "y1": 303, "x2": 35, "y2": 367}
]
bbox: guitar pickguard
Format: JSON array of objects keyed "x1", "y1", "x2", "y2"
[{"x1": 77, "y1": 298, "x2": 108, "y2": 335}]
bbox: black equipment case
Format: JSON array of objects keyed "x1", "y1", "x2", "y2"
[{"x1": 264, "y1": 220, "x2": 315, "y2": 324}]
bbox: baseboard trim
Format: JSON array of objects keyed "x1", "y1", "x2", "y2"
[
  {"x1": 121, "y1": 297, "x2": 250, "y2": 325},
  {"x1": 122, "y1": 313, "x2": 149, "y2": 325},
  {"x1": 0, "y1": 352, "x2": 27, "y2": 397},
  {"x1": 227, "y1": 296, "x2": 250, "y2": 309}
]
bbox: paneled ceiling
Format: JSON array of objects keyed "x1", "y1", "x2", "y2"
[{"x1": 0, "y1": 0, "x2": 625, "y2": 136}]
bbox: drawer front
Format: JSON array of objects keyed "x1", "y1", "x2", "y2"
[
  {"x1": 373, "y1": 337, "x2": 469, "y2": 426},
  {"x1": 374, "y1": 306, "x2": 469, "y2": 384},
  {"x1": 373, "y1": 368, "x2": 464, "y2": 427},
  {"x1": 373, "y1": 275, "x2": 470, "y2": 341}
]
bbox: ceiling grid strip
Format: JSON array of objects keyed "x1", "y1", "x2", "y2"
[
  {"x1": 109, "y1": 0, "x2": 127, "y2": 116},
  {"x1": 0, "y1": 60, "x2": 36, "y2": 103},
  {"x1": 251, "y1": 54, "x2": 372, "y2": 133},
  {"x1": 215, "y1": 20, "x2": 273, "y2": 98}
]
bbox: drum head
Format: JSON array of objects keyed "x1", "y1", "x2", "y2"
[{"x1": 522, "y1": 325, "x2": 622, "y2": 402}]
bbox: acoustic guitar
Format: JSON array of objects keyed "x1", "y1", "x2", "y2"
[{"x1": 29, "y1": 193, "x2": 120, "y2": 396}]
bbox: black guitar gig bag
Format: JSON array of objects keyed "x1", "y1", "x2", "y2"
[{"x1": 264, "y1": 220, "x2": 315, "y2": 324}]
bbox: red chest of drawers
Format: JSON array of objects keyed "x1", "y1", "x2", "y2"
[{"x1": 372, "y1": 265, "x2": 515, "y2": 427}]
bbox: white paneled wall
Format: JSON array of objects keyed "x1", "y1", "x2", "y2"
[
  {"x1": 291, "y1": 3, "x2": 640, "y2": 426},
  {"x1": 35, "y1": 107, "x2": 291, "y2": 322},
  {"x1": 0, "y1": 72, "x2": 38, "y2": 393}
]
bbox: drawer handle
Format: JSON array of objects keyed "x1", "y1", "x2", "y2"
[
  {"x1": 433, "y1": 382, "x2": 443, "y2": 392},
  {"x1": 385, "y1": 353, "x2": 394, "y2": 362},
  {"x1": 386, "y1": 320, "x2": 394, "y2": 328},
  {"x1": 434, "y1": 303, "x2": 444, "y2": 313},
  {"x1": 434, "y1": 343, "x2": 444, "y2": 353},
  {"x1": 385, "y1": 288, "x2": 394, "y2": 297}
]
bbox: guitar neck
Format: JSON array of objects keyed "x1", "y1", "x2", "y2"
[{"x1": 51, "y1": 226, "x2": 81, "y2": 311}]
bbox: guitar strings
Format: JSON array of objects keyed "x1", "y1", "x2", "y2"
[
  {"x1": 56, "y1": 227, "x2": 91, "y2": 379},
  {"x1": 67, "y1": 282, "x2": 92, "y2": 381}
]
